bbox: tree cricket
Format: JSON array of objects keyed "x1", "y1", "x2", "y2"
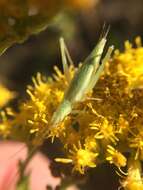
[{"x1": 50, "y1": 27, "x2": 114, "y2": 128}]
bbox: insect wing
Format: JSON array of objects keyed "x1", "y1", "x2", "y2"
[{"x1": 64, "y1": 62, "x2": 94, "y2": 102}]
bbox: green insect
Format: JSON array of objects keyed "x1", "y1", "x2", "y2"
[{"x1": 50, "y1": 27, "x2": 114, "y2": 128}]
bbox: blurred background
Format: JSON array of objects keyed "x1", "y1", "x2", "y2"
[{"x1": 0, "y1": 0, "x2": 143, "y2": 189}]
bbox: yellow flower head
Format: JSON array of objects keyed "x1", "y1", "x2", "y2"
[
  {"x1": 90, "y1": 116, "x2": 118, "y2": 145},
  {"x1": 106, "y1": 145, "x2": 127, "y2": 168},
  {"x1": 121, "y1": 159, "x2": 143, "y2": 190},
  {"x1": 56, "y1": 141, "x2": 98, "y2": 174},
  {"x1": 0, "y1": 84, "x2": 15, "y2": 108},
  {"x1": 129, "y1": 130, "x2": 143, "y2": 160}
]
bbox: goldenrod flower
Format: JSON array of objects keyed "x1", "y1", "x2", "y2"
[
  {"x1": 0, "y1": 84, "x2": 15, "y2": 108},
  {"x1": 0, "y1": 66, "x2": 75, "y2": 144},
  {"x1": 11, "y1": 70, "x2": 67, "y2": 144},
  {"x1": 90, "y1": 115, "x2": 118, "y2": 145},
  {"x1": 121, "y1": 159, "x2": 143, "y2": 190},
  {"x1": 56, "y1": 141, "x2": 98, "y2": 174},
  {"x1": 113, "y1": 37, "x2": 143, "y2": 89},
  {"x1": 129, "y1": 131, "x2": 143, "y2": 160},
  {"x1": 106, "y1": 145, "x2": 127, "y2": 168}
]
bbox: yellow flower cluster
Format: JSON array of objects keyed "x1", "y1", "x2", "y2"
[
  {"x1": 1, "y1": 37, "x2": 143, "y2": 188},
  {"x1": 0, "y1": 69, "x2": 67, "y2": 143},
  {"x1": 114, "y1": 37, "x2": 143, "y2": 89}
]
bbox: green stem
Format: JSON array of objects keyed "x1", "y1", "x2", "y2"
[{"x1": 18, "y1": 145, "x2": 37, "y2": 183}]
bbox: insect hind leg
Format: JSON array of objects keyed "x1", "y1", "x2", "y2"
[
  {"x1": 59, "y1": 37, "x2": 74, "y2": 84},
  {"x1": 89, "y1": 45, "x2": 114, "y2": 91}
]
